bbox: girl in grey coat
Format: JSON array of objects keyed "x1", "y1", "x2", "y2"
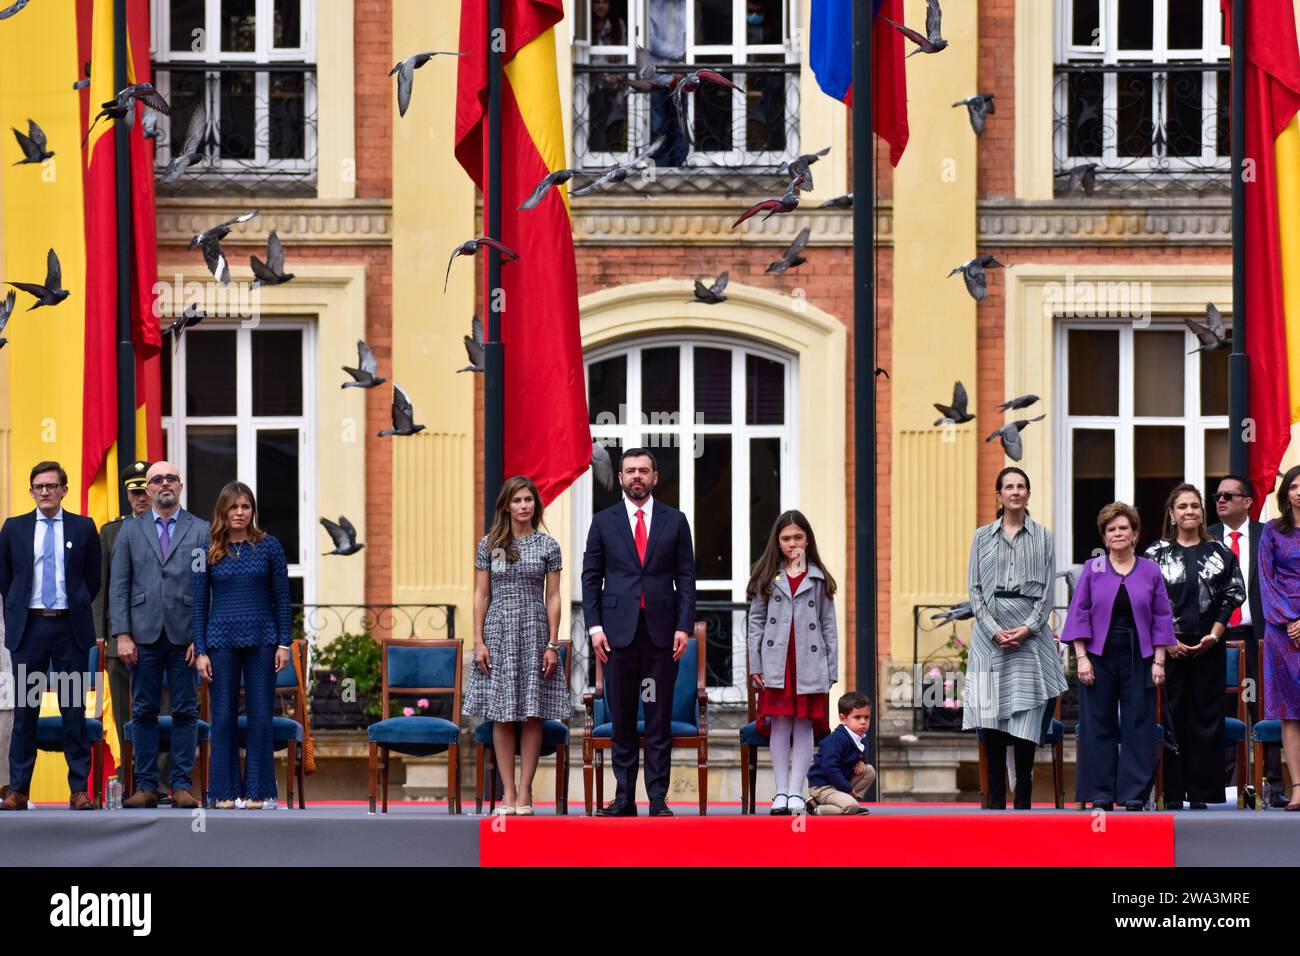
[{"x1": 747, "y1": 511, "x2": 839, "y2": 815}]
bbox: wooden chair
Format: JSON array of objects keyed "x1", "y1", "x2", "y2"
[
  {"x1": 977, "y1": 696, "x2": 1066, "y2": 809},
  {"x1": 35, "y1": 642, "x2": 108, "y2": 806},
  {"x1": 474, "y1": 640, "x2": 572, "y2": 814},
  {"x1": 367, "y1": 637, "x2": 463, "y2": 813},
  {"x1": 582, "y1": 621, "x2": 708, "y2": 815},
  {"x1": 1251, "y1": 642, "x2": 1287, "y2": 810},
  {"x1": 738, "y1": 674, "x2": 833, "y2": 814},
  {"x1": 122, "y1": 662, "x2": 211, "y2": 802},
  {"x1": 1223, "y1": 639, "x2": 1250, "y2": 808}
]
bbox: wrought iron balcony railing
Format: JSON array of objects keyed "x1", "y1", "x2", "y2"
[
  {"x1": 292, "y1": 603, "x2": 457, "y2": 643},
  {"x1": 150, "y1": 62, "x2": 318, "y2": 196},
  {"x1": 1054, "y1": 61, "x2": 1230, "y2": 197},
  {"x1": 572, "y1": 60, "x2": 802, "y2": 197}
]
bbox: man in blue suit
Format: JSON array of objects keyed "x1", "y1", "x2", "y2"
[
  {"x1": 0, "y1": 461, "x2": 102, "y2": 810},
  {"x1": 582, "y1": 448, "x2": 696, "y2": 816}
]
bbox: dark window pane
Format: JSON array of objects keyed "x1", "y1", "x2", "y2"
[
  {"x1": 745, "y1": 0, "x2": 782, "y2": 44},
  {"x1": 1201, "y1": 341, "x2": 1229, "y2": 415},
  {"x1": 694, "y1": 54, "x2": 734, "y2": 151},
  {"x1": 1118, "y1": 0, "x2": 1153, "y2": 50},
  {"x1": 592, "y1": 0, "x2": 629, "y2": 44},
  {"x1": 1071, "y1": 0, "x2": 1100, "y2": 47},
  {"x1": 644, "y1": 440, "x2": 678, "y2": 509},
  {"x1": 273, "y1": 0, "x2": 301, "y2": 47},
  {"x1": 694, "y1": 0, "x2": 732, "y2": 45},
  {"x1": 1165, "y1": 70, "x2": 1203, "y2": 157},
  {"x1": 1217, "y1": 69, "x2": 1230, "y2": 157},
  {"x1": 186, "y1": 425, "x2": 237, "y2": 521},
  {"x1": 288, "y1": 575, "x2": 304, "y2": 608},
  {"x1": 641, "y1": 347, "x2": 680, "y2": 423},
  {"x1": 1071, "y1": 429, "x2": 1115, "y2": 563},
  {"x1": 588, "y1": 355, "x2": 627, "y2": 426},
  {"x1": 252, "y1": 329, "x2": 303, "y2": 415},
  {"x1": 1067, "y1": 329, "x2": 1119, "y2": 416},
  {"x1": 1116, "y1": 72, "x2": 1155, "y2": 157},
  {"x1": 746, "y1": 354, "x2": 784, "y2": 424},
  {"x1": 165, "y1": 71, "x2": 208, "y2": 175},
  {"x1": 694, "y1": 347, "x2": 731, "y2": 424},
  {"x1": 1067, "y1": 70, "x2": 1104, "y2": 156},
  {"x1": 586, "y1": 78, "x2": 629, "y2": 153},
  {"x1": 162, "y1": 343, "x2": 173, "y2": 412},
  {"x1": 592, "y1": 438, "x2": 623, "y2": 515},
  {"x1": 1168, "y1": 0, "x2": 1203, "y2": 49},
  {"x1": 186, "y1": 329, "x2": 237, "y2": 416},
  {"x1": 750, "y1": 437, "x2": 780, "y2": 567},
  {"x1": 161, "y1": 426, "x2": 171, "y2": 461},
  {"x1": 1205, "y1": 430, "x2": 1229, "y2": 494},
  {"x1": 170, "y1": 0, "x2": 205, "y2": 52},
  {"x1": 256, "y1": 429, "x2": 300, "y2": 560},
  {"x1": 219, "y1": 71, "x2": 256, "y2": 160},
  {"x1": 696, "y1": 589, "x2": 734, "y2": 689},
  {"x1": 221, "y1": 0, "x2": 256, "y2": 52},
  {"x1": 269, "y1": 72, "x2": 306, "y2": 160},
  {"x1": 1135, "y1": 425, "x2": 1185, "y2": 553},
  {"x1": 746, "y1": 55, "x2": 787, "y2": 152},
  {"x1": 1133, "y1": 330, "x2": 1184, "y2": 416},
  {"x1": 694, "y1": 436, "x2": 731, "y2": 580}
]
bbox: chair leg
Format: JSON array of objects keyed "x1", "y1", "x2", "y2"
[
  {"x1": 977, "y1": 737, "x2": 989, "y2": 810},
  {"x1": 1253, "y1": 741, "x2": 1264, "y2": 811},
  {"x1": 739, "y1": 744, "x2": 750, "y2": 816},
  {"x1": 93, "y1": 741, "x2": 104, "y2": 807},
  {"x1": 750, "y1": 748, "x2": 759, "y2": 814},
  {"x1": 595, "y1": 750, "x2": 605, "y2": 809},
  {"x1": 286, "y1": 742, "x2": 297, "y2": 809},
  {"x1": 448, "y1": 743, "x2": 461, "y2": 814},
  {"x1": 1053, "y1": 740, "x2": 1065, "y2": 810},
  {"x1": 297, "y1": 744, "x2": 307, "y2": 809},
  {"x1": 555, "y1": 745, "x2": 567, "y2": 815},
  {"x1": 368, "y1": 741, "x2": 378, "y2": 814},
  {"x1": 582, "y1": 739, "x2": 594, "y2": 816},
  {"x1": 698, "y1": 738, "x2": 708, "y2": 816},
  {"x1": 124, "y1": 739, "x2": 135, "y2": 795}
]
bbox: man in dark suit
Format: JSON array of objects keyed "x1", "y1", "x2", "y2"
[
  {"x1": 582, "y1": 447, "x2": 696, "y2": 816},
  {"x1": 0, "y1": 461, "x2": 102, "y2": 810},
  {"x1": 1210, "y1": 474, "x2": 1285, "y2": 805}
]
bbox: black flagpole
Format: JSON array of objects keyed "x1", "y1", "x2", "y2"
[
  {"x1": 484, "y1": 0, "x2": 505, "y2": 533},
  {"x1": 114, "y1": 0, "x2": 136, "y2": 516},
  {"x1": 1228, "y1": 0, "x2": 1247, "y2": 481},
  {"x1": 852, "y1": 0, "x2": 878, "y2": 798}
]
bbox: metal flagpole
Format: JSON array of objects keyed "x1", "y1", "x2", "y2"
[
  {"x1": 1228, "y1": 0, "x2": 1247, "y2": 481},
  {"x1": 484, "y1": 0, "x2": 505, "y2": 533},
  {"x1": 114, "y1": 0, "x2": 136, "y2": 516}
]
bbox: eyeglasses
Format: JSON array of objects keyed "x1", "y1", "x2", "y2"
[
  {"x1": 30, "y1": 483, "x2": 63, "y2": 493},
  {"x1": 1211, "y1": 492, "x2": 1247, "y2": 502},
  {"x1": 148, "y1": 474, "x2": 181, "y2": 486}
]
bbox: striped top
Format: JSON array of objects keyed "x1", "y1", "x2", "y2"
[{"x1": 968, "y1": 514, "x2": 1054, "y2": 635}]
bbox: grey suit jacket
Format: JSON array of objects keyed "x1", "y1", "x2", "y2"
[{"x1": 109, "y1": 509, "x2": 210, "y2": 646}]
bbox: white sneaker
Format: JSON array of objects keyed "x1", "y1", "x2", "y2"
[
  {"x1": 787, "y1": 794, "x2": 807, "y2": 815},
  {"x1": 234, "y1": 798, "x2": 246, "y2": 809},
  {"x1": 769, "y1": 794, "x2": 789, "y2": 815}
]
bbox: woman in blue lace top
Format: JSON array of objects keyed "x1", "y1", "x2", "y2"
[{"x1": 193, "y1": 481, "x2": 292, "y2": 809}]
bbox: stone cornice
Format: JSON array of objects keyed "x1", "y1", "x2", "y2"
[{"x1": 155, "y1": 197, "x2": 393, "y2": 246}]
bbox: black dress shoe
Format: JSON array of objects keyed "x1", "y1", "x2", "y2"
[
  {"x1": 649, "y1": 799, "x2": 674, "y2": 817},
  {"x1": 1091, "y1": 801, "x2": 1113, "y2": 811},
  {"x1": 1165, "y1": 800, "x2": 1184, "y2": 810},
  {"x1": 1270, "y1": 789, "x2": 1291, "y2": 809},
  {"x1": 1189, "y1": 801, "x2": 1208, "y2": 810},
  {"x1": 1124, "y1": 801, "x2": 1146, "y2": 811},
  {"x1": 595, "y1": 800, "x2": 637, "y2": 817}
]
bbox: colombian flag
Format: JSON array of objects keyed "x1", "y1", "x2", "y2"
[{"x1": 454, "y1": 0, "x2": 590, "y2": 505}]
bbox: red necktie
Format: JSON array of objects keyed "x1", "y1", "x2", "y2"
[
  {"x1": 635, "y1": 509, "x2": 647, "y2": 608},
  {"x1": 1229, "y1": 531, "x2": 1243, "y2": 628}
]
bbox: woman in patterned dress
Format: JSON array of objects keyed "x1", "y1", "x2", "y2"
[
  {"x1": 963, "y1": 467, "x2": 1067, "y2": 809},
  {"x1": 464, "y1": 475, "x2": 569, "y2": 815},
  {"x1": 1256, "y1": 465, "x2": 1300, "y2": 811}
]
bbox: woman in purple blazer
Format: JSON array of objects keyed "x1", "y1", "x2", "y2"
[{"x1": 1060, "y1": 502, "x2": 1176, "y2": 811}]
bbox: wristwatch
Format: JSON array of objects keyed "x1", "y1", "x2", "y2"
[{"x1": 546, "y1": 642, "x2": 559, "y2": 652}]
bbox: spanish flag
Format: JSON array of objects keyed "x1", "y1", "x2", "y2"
[
  {"x1": 454, "y1": 0, "x2": 590, "y2": 505},
  {"x1": 1230, "y1": 0, "x2": 1300, "y2": 514}
]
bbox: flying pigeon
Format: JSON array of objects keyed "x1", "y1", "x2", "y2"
[
  {"x1": 519, "y1": 168, "x2": 580, "y2": 210},
  {"x1": 948, "y1": 254, "x2": 1005, "y2": 302},
  {"x1": 1056, "y1": 162, "x2": 1098, "y2": 196},
  {"x1": 626, "y1": 45, "x2": 673, "y2": 92},
  {"x1": 320, "y1": 516, "x2": 364, "y2": 556},
  {"x1": 986, "y1": 415, "x2": 1046, "y2": 462},
  {"x1": 571, "y1": 134, "x2": 666, "y2": 197},
  {"x1": 378, "y1": 384, "x2": 427, "y2": 437},
  {"x1": 1186, "y1": 303, "x2": 1229, "y2": 353},
  {"x1": 159, "y1": 99, "x2": 207, "y2": 184},
  {"x1": 444, "y1": 237, "x2": 519, "y2": 293},
  {"x1": 141, "y1": 106, "x2": 163, "y2": 141},
  {"x1": 0, "y1": 0, "x2": 31, "y2": 19},
  {"x1": 931, "y1": 602, "x2": 973, "y2": 623},
  {"x1": 777, "y1": 147, "x2": 830, "y2": 191},
  {"x1": 342, "y1": 339, "x2": 386, "y2": 389},
  {"x1": 162, "y1": 303, "x2": 206, "y2": 349},
  {"x1": 72, "y1": 60, "x2": 91, "y2": 90},
  {"x1": 0, "y1": 290, "x2": 14, "y2": 348},
  {"x1": 732, "y1": 174, "x2": 804, "y2": 229},
  {"x1": 84, "y1": 83, "x2": 170, "y2": 146},
  {"x1": 952, "y1": 93, "x2": 995, "y2": 136},
  {"x1": 690, "y1": 271, "x2": 729, "y2": 304},
  {"x1": 766, "y1": 226, "x2": 811, "y2": 274},
  {"x1": 250, "y1": 231, "x2": 294, "y2": 288},
  {"x1": 934, "y1": 381, "x2": 973, "y2": 426},
  {"x1": 999, "y1": 394, "x2": 1040, "y2": 411},
  {"x1": 7, "y1": 248, "x2": 70, "y2": 310},
  {"x1": 820, "y1": 193, "x2": 853, "y2": 209},
  {"x1": 389, "y1": 51, "x2": 465, "y2": 118},
  {"x1": 12, "y1": 119, "x2": 53, "y2": 165},
  {"x1": 188, "y1": 210, "x2": 259, "y2": 286},
  {"x1": 882, "y1": 0, "x2": 949, "y2": 57},
  {"x1": 670, "y1": 69, "x2": 746, "y2": 143},
  {"x1": 458, "y1": 315, "x2": 484, "y2": 373},
  {"x1": 590, "y1": 442, "x2": 615, "y2": 491}
]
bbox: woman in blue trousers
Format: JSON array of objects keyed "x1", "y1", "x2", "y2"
[{"x1": 193, "y1": 481, "x2": 292, "y2": 809}]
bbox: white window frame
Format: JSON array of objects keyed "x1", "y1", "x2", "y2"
[
  {"x1": 1053, "y1": 318, "x2": 1229, "y2": 566},
  {"x1": 573, "y1": 333, "x2": 798, "y2": 703},
  {"x1": 1054, "y1": 0, "x2": 1229, "y2": 173},
  {"x1": 152, "y1": 0, "x2": 317, "y2": 178},
  {"x1": 161, "y1": 318, "x2": 318, "y2": 605}
]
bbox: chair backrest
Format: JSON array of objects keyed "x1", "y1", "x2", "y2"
[
  {"x1": 1225, "y1": 639, "x2": 1247, "y2": 723},
  {"x1": 594, "y1": 621, "x2": 706, "y2": 729},
  {"x1": 380, "y1": 637, "x2": 463, "y2": 720}
]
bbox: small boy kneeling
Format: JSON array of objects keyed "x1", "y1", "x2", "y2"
[{"x1": 807, "y1": 692, "x2": 874, "y2": 815}]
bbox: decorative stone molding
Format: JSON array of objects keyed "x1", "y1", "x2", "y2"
[
  {"x1": 980, "y1": 196, "x2": 1232, "y2": 246},
  {"x1": 156, "y1": 197, "x2": 393, "y2": 246}
]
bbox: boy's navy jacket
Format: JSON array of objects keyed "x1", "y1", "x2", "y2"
[{"x1": 807, "y1": 724, "x2": 866, "y2": 793}]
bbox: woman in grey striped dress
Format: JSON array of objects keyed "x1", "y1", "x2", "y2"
[{"x1": 963, "y1": 467, "x2": 1068, "y2": 809}]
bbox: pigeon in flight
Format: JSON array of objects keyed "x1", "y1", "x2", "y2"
[
  {"x1": 159, "y1": 99, "x2": 207, "y2": 184},
  {"x1": 141, "y1": 106, "x2": 163, "y2": 141},
  {"x1": 626, "y1": 46, "x2": 673, "y2": 93},
  {"x1": 188, "y1": 210, "x2": 259, "y2": 286},
  {"x1": 342, "y1": 339, "x2": 386, "y2": 389},
  {"x1": 1186, "y1": 303, "x2": 1229, "y2": 353},
  {"x1": 590, "y1": 442, "x2": 615, "y2": 491},
  {"x1": 766, "y1": 226, "x2": 811, "y2": 274},
  {"x1": 882, "y1": 0, "x2": 949, "y2": 57},
  {"x1": 458, "y1": 315, "x2": 484, "y2": 373},
  {"x1": 444, "y1": 237, "x2": 519, "y2": 293},
  {"x1": 72, "y1": 60, "x2": 91, "y2": 90},
  {"x1": 952, "y1": 93, "x2": 995, "y2": 136},
  {"x1": 162, "y1": 303, "x2": 206, "y2": 349},
  {"x1": 0, "y1": 290, "x2": 14, "y2": 349},
  {"x1": 948, "y1": 254, "x2": 1005, "y2": 302},
  {"x1": 12, "y1": 120, "x2": 53, "y2": 165},
  {"x1": 519, "y1": 168, "x2": 580, "y2": 211},
  {"x1": 777, "y1": 147, "x2": 830, "y2": 192},
  {"x1": 250, "y1": 231, "x2": 294, "y2": 288},
  {"x1": 378, "y1": 384, "x2": 427, "y2": 437},
  {"x1": 390, "y1": 51, "x2": 465, "y2": 118},
  {"x1": 0, "y1": 0, "x2": 31, "y2": 19},
  {"x1": 986, "y1": 415, "x2": 1046, "y2": 462},
  {"x1": 999, "y1": 394, "x2": 1039, "y2": 411},
  {"x1": 1056, "y1": 162, "x2": 1098, "y2": 196},
  {"x1": 571, "y1": 134, "x2": 666, "y2": 197},
  {"x1": 933, "y1": 381, "x2": 974, "y2": 426},
  {"x1": 84, "y1": 83, "x2": 170, "y2": 146},
  {"x1": 320, "y1": 516, "x2": 364, "y2": 556},
  {"x1": 732, "y1": 174, "x2": 804, "y2": 229},
  {"x1": 690, "y1": 271, "x2": 729, "y2": 305},
  {"x1": 670, "y1": 69, "x2": 745, "y2": 143},
  {"x1": 7, "y1": 248, "x2": 70, "y2": 310},
  {"x1": 820, "y1": 193, "x2": 853, "y2": 209},
  {"x1": 931, "y1": 602, "x2": 973, "y2": 624}
]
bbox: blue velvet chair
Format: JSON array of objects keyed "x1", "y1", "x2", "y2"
[
  {"x1": 474, "y1": 640, "x2": 572, "y2": 814},
  {"x1": 977, "y1": 697, "x2": 1065, "y2": 809},
  {"x1": 1251, "y1": 642, "x2": 1285, "y2": 810},
  {"x1": 36, "y1": 642, "x2": 107, "y2": 806},
  {"x1": 738, "y1": 674, "x2": 833, "y2": 814},
  {"x1": 367, "y1": 637, "x2": 463, "y2": 814},
  {"x1": 122, "y1": 661, "x2": 211, "y2": 802},
  {"x1": 1223, "y1": 639, "x2": 1249, "y2": 808},
  {"x1": 581, "y1": 621, "x2": 708, "y2": 815},
  {"x1": 234, "y1": 638, "x2": 309, "y2": 808}
]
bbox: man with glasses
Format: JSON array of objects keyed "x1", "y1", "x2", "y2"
[
  {"x1": 110, "y1": 462, "x2": 209, "y2": 809},
  {"x1": 1209, "y1": 475, "x2": 1286, "y2": 805},
  {"x1": 0, "y1": 461, "x2": 103, "y2": 810}
]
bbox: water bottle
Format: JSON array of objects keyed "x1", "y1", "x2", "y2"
[
  {"x1": 106, "y1": 778, "x2": 121, "y2": 810},
  {"x1": 1262, "y1": 778, "x2": 1272, "y2": 812}
]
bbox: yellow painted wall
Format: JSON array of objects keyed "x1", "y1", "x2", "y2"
[{"x1": 316, "y1": 0, "x2": 357, "y2": 201}]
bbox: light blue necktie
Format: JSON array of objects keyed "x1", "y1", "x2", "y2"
[{"x1": 40, "y1": 516, "x2": 56, "y2": 608}]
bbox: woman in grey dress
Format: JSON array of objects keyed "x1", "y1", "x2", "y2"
[
  {"x1": 464, "y1": 475, "x2": 570, "y2": 815},
  {"x1": 964, "y1": 466, "x2": 1068, "y2": 809}
]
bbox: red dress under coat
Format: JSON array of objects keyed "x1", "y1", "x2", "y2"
[{"x1": 756, "y1": 571, "x2": 831, "y2": 738}]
